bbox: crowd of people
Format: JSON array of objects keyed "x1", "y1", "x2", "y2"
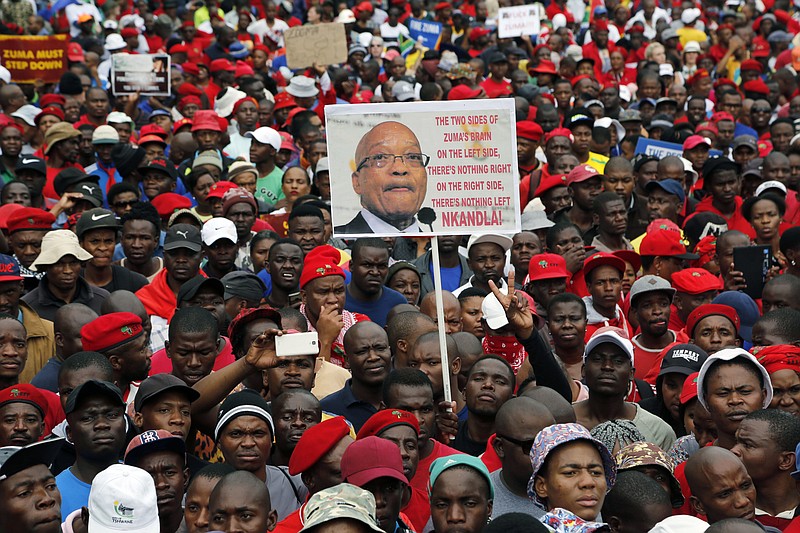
[{"x1": 2, "y1": 0, "x2": 800, "y2": 532}]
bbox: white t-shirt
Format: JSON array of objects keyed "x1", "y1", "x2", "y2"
[
  {"x1": 379, "y1": 22, "x2": 409, "y2": 42},
  {"x1": 248, "y1": 18, "x2": 290, "y2": 47}
]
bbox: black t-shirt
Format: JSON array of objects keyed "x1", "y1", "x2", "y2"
[
  {"x1": 97, "y1": 265, "x2": 149, "y2": 293},
  {"x1": 452, "y1": 419, "x2": 489, "y2": 457}
]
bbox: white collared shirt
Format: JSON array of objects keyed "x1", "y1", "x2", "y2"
[{"x1": 360, "y1": 209, "x2": 421, "y2": 234}]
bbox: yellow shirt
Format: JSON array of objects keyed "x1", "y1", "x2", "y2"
[
  {"x1": 677, "y1": 27, "x2": 707, "y2": 47},
  {"x1": 586, "y1": 152, "x2": 609, "y2": 174}
]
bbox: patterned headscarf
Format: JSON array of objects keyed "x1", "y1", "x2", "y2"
[
  {"x1": 589, "y1": 420, "x2": 644, "y2": 455},
  {"x1": 528, "y1": 423, "x2": 616, "y2": 508},
  {"x1": 541, "y1": 508, "x2": 610, "y2": 533}
]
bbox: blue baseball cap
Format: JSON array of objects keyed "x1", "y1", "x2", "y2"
[
  {"x1": 712, "y1": 291, "x2": 759, "y2": 343},
  {"x1": 0, "y1": 254, "x2": 22, "y2": 282},
  {"x1": 646, "y1": 179, "x2": 686, "y2": 203}
]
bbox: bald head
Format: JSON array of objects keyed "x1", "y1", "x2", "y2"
[
  {"x1": 495, "y1": 397, "x2": 554, "y2": 435},
  {"x1": 419, "y1": 291, "x2": 461, "y2": 333},
  {"x1": 54, "y1": 304, "x2": 99, "y2": 360},
  {"x1": 355, "y1": 121, "x2": 422, "y2": 163},
  {"x1": 520, "y1": 385, "x2": 575, "y2": 423},
  {"x1": 685, "y1": 447, "x2": 755, "y2": 524},
  {"x1": 387, "y1": 311, "x2": 437, "y2": 365},
  {"x1": 657, "y1": 155, "x2": 684, "y2": 175},
  {"x1": 208, "y1": 471, "x2": 276, "y2": 532},
  {"x1": 343, "y1": 320, "x2": 388, "y2": 353}
]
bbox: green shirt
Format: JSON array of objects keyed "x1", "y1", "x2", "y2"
[{"x1": 256, "y1": 166, "x2": 285, "y2": 204}]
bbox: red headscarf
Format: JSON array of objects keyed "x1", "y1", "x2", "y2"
[{"x1": 753, "y1": 344, "x2": 800, "y2": 375}]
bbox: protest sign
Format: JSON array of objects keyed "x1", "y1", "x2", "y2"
[
  {"x1": 0, "y1": 35, "x2": 68, "y2": 83},
  {"x1": 111, "y1": 54, "x2": 171, "y2": 96},
  {"x1": 636, "y1": 137, "x2": 723, "y2": 158},
  {"x1": 284, "y1": 23, "x2": 347, "y2": 69},
  {"x1": 326, "y1": 100, "x2": 520, "y2": 238},
  {"x1": 498, "y1": 5, "x2": 541, "y2": 38},
  {"x1": 407, "y1": 18, "x2": 443, "y2": 48}
]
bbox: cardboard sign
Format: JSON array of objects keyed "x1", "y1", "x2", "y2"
[
  {"x1": 327, "y1": 100, "x2": 521, "y2": 238},
  {"x1": 407, "y1": 18, "x2": 443, "y2": 49},
  {"x1": 0, "y1": 35, "x2": 68, "y2": 83},
  {"x1": 284, "y1": 23, "x2": 347, "y2": 69},
  {"x1": 498, "y1": 5, "x2": 541, "y2": 38},
  {"x1": 111, "y1": 54, "x2": 171, "y2": 96},
  {"x1": 636, "y1": 137, "x2": 723, "y2": 158}
]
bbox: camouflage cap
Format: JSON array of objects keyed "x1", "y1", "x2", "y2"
[
  {"x1": 614, "y1": 441, "x2": 684, "y2": 508},
  {"x1": 299, "y1": 483, "x2": 383, "y2": 533}
]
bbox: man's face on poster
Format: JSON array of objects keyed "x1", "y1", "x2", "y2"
[{"x1": 352, "y1": 121, "x2": 428, "y2": 228}]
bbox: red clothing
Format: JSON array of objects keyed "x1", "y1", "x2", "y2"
[
  {"x1": 634, "y1": 330, "x2": 690, "y2": 384},
  {"x1": 545, "y1": 2, "x2": 574, "y2": 22},
  {"x1": 480, "y1": 434, "x2": 501, "y2": 472},
  {"x1": 136, "y1": 269, "x2": 179, "y2": 321},
  {"x1": 44, "y1": 162, "x2": 85, "y2": 201},
  {"x1": 668, "y1": 304, "x2": 686, "y2": 334},
  {"x1": 42, "y1": 389, "x2": 65, "y2": 436},
  {"x1": 603, "y1": 67, "x2": 637, "y2": 86},
  {"x1": 480, "y1": 76, "x2": 512, "y2": 98},
  {"x1": 148, "y1": 335, "x2": 236, "y2": 376},
  {"x1": 144, "y1": 33, "x2": 164, "y2": 53},
  {"x1": 519, "y1": 165, "x2": 550, "y2": 212},
  {"x1": 567, "y1": 269, "x2": 589, "y2": 298},
  {"x1": 204, "y1": 81, "x2": 222, "y2": 103},
  {"x1": 273, "y1": 506, "x2": 304, "y2": 533},
  {"x1": 785, "y1": 516, "x2": 800, "y2": 533},
  {"x1": 411, "y1": 439, "x2": 461, "y2": 492},
  {"x1": 709, "y1": 43, "x2": 727, "y2": 64},
  {"x1": 757, "y1": 514, "x2": 793, "y2": 531},
  {"x1": 482, "y1": 334, "x2": 526, "y2": 374},
  {"x1": 582, "y1": 41, "x2": 616, "y2": 79},
  {"x1": 403, "y1": 487, "x2": 430, "y2": 532},
  {"x1": 693, "y1": 195, "x2": 756, "y2": 239}
]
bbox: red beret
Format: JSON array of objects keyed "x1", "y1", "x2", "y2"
[
  {"x1": 740, "y1": 59, "x2": 764, "y2": 74},
  {"x1": 39, "y1": 94, "x2": 66, "y2": 109},
  {"x1": 691, "y1": 235, "x2": 717, "y2": 269},
  {"x1": 120, "y1": 27, "x2": 139, "y2": 38},
  {"x1": 178, "y1": 82, "x2": 204, "y2": 98},
  {"x1": 447, "y1": 85, "x2": 483, "y2": 101},
  {"x1": 35, "y1": 107, "x2": 65, "y2": 126},
  {"x1": 593, "y1": 19, "x2": 609, "y2": 32},
  {"x1": 0, "y1": 383, "x2": 47, "y2": 419},
  {"x1": 687, "y1": 69, "x2": 710, "y2": 85},
  {"x1": 544, "y1": 127, "x2": 574, "y2": 144},
  {"x1": 533, "y1": 173, "x2": 568, "y2": 197},
  {"x1": 357, "y1": 409, "x2": 420, "y2": 440},
  {"x1": 468, "y1": 27, "x2": 490, "y2": 42},
  {"x1": 288, "y1": 416, "x2": 351, "y2": 475},
  {"x1": 299, "y1": 245, "x2": 346, "y2": 289},
  {"x1": 150, "y1": 193, "x2": 192, "y2": 218},
  {"x1": 168, "y1": 43, "x2": 189, "y2": 54},
  {"x1": 685, "y1": 303, "x2": 739, "y2": 339},
  {"x1": 209, "y1": 59, "x2": 235, "y2": 73},
  {"x1": 81, "y1": 312, "x2": 144, "y2": 353},
  {"x1": 7, "y1": 208, "x2": 55, "y2": 234},
  {"x1": 181, "y1": 20, "x2": 195, "y2": 28},
  {"x1": 182, "y1": 62, "x2": 200, "y2": 77},
  {"x1": 671, "y1": 268, "x2": 722, "y2": 295},
  {"x1": 178, "y1": 96, "x2": 202, "y2": 112},
  {"x1": 742, "y1": 79, "x2": 769, "y2": 96},
  {"x1": 235, "y1": 61, "x2": 255, "y2": 78},
  {"x1": 516, "y1": 120, "x2": 543, "y2": 142}
]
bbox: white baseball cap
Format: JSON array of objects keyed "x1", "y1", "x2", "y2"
[
  {"x1": 755, "y1": 180, "x2": 788, "y2": 197},
  {"x1": 201, "y1": 217, "x2": 238, "y2": 246},
  {"x1": 466, "y1": 234, "x2": 513, "y2": 254},
  {"x1": 92, "y1": 125, "x2": 120, "y2": 145},
  {"x1": 107, "y1": 111, "x2": 134, "y2": 125},
  {"x1": 246, "y1": 127, "x2": 282, "y2": 152},
  {"x1": 584, "y1": 326, "x2": 635, "y2": 365},
  {"x1": 648, "y1": 515, "x2": 709, "y2": 533},
  {"x1": 696, "y1": 347, "x2": 773, "y2": 410},
  {"x1": 481, "y1": 290, "x2": 509, "y2": 331},
  {"x1": 11, "y1": 104, "x2": 41, "y2": 127},
  {"x1": 88, "y1": 464, "x2": 159, "y2": 533}
]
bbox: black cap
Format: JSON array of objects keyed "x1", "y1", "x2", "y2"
[
  {"x1": 65, "y1": 380, "x2": 124, "y2": 415},
  {"x1": 15, "y1": 156, "x2": 46, "y2": 176},
  {"x1": 70, "y1": 182, "x2": 104, "y2": 208},
  {"x1": 566, "y1": 108, "x2": 594, "y2": 130},
  {"x1": 177, "y1": 275, "x2": 224, "y2": 304},
  {"x1": 683, "y1": 212, "x2": 728, "y2": 245},
  {"x1": 221, "y1": 271, "x2": 266, "y2": 302},
  {"x1": 133, "y1": 373, "x2": 200, "y2": 413},
  {"x1": 0, "y1": 438, "x2": 65, "y2": 482},
  {"x1": 75, "y1": 208, "x2": 118, "y2": 239},
  {"x1": 658, "y1": 343, "x2": 709, "y2": 377},
  {"x1": 53, "y1": 168, "x2": 98, "y2": 197},
  {"x1": 702, "y1": 156, "x2": 739, "y2": 181},
  {"x1": 111, "y1": 144, "x2": 146, "y2": 179},
  {"x1": 138, "y1": 157, "x2": 177, "y2": 180},
  {"x1": 164, "y1": 223, "x2": 202, "y2": 253},
  {"x1": 487, "y1": 51, "x2": 508, "y2": 64}
]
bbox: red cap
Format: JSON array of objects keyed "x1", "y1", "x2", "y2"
[
  {"x1": 447, "y1": 85, "x2": 483, "y2": 100},
  {"x1": 566, "y1": 164, "x2": 600, "y2": 186},
  {"x1": 341, "y1": 436, "x2": 409, "y2": 486},
  {"x1": 671, "y1": 268, "x2": 722, "y2": 295},
  {"x1": 357, "y1": 409, "x2": 420, "y2": 440},
  {"x1": 687, "y1": 69, "x2": 710, "y2": 86},
  {"x1": 235, "y1": 61, "x2": 255, "y2": 78},
  {"x1": 39, "y1": 94, "x2": 66, "y2": 108},
  {"x1": 273, "y1": 91, "x2": 297, "y2": 111},
  {"x1": 181, "y1": 20, "x2": 195, "y2": 28},
  {"x1": 713, "y1": 78, "x2": 737, "y2": 92},
  {"x1": 350, "y1": 90, "x2": 374, "y2": 104},
  {"x1": 138, "y1": 134, "x2": 167, "y2": 147},
  {"x1": 593, "y1": 19, "x2": 609, "y2": 31},
  {"x1": 680, "y1": 372, "x2": 700, "y2": 404},
  {"x1": 81, "y1": 312, "x2": 144, "y2": 353},
  {"x1": 516, "y1": 120, "x2": 544, "y2": 142},
  {"x1": 0, "y1": 203, "x2": 24, "y2": 230},
  {"x1": 120, "y1": 27, "x2": 139, "y2": 38},
  {"x1": 544, "y1": 127, "x2": 573, "y2": 144},
  {"x1": 206, "y1": 180, "x2": 238, "y2": 201},
  {"x1": 140, "y1": 124, "x2": 167, "y2": 139},
  {"x1": 528, "y1": 253, "x2": 568, "y2": 282},
  {"x1": 288, "y1": 416, "x2": 351, "y2": 475},
  {"x1": 182, "y1": 62, "x2": 200, "y2": 77},
  {"x1": 583, "y1": 252, "x2": 626, "y2": 282},
  {"x1": 685, "y1": 303, "x2": 739, "y2": 338},
  {"x1": 640, "y1": 229, "x2": 698, "y2": 259},
  {"x1": 434, "y1": 1, "x2": 451, "y2": 10},
  {"x1": 691, "y1": 235, "x2": 717, "y2": 269},
  {"x1": 191, "y1": 110, "x2": 223, "y2": 132},
  {"x1": 150, "y1": 193, "x2": 192, "y2": 218},
  {"x1": 210, "y1": 59, "x2": 235, "y2": 73},
  {"x1": 168, "y1": 43, "x2": 189, "y2": 54},
  {"x1": 173, "y1": 118, "x2": 193, "y2": 133},
  {"x1": 299, "y1": 245, "x2": 346, "y2": 289},
  {"x1": 6, "y1": 208, "x2": 55, "y2": 234},
  {"x1": 178, "y1": 82, "x2": 204, "y2": 97},
  {"x1": 711, "y1": 111, "x2": 735, "y2": 123},
  {"x1": 695, "y1": 122, "x2": 718, "y2": 136},
  {"x1": 742, "y1": 79, "x2": 769, "y2": 96},
  {"x1": 468, "y1": 27, "x2": 491, "y2": 42},
  {"x1": 529, "y1": 60, "x2": 557, "y2": 75},
  {"x1": 534, "y1": 173, "x2": 568, "y2": 197},
  {"x1": 67, "y1": 42, "x2": 84, "y2": 62},
  {"x1": 612, "y1": 250, "x2": 641, "y2": 274},
  {"x1": 683, "y1": 135, "x2": 712, "y2": 151},
  {"x1": 356, "y1": 0, "x2": 374, "y2": 11},
  {"x1": 227, "y1": 306, "x2": 282, "y2": 340},
  {"x1": 752, "y1": 40, "x2": 771, "y2": 58},
  {"x1": 0, "y1": 383, "x2": 47, "y2": 418},
  {"x1": 740, "y1": 59, "x2": 764, "y2": 73}
]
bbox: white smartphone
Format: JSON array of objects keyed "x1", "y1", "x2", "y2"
[{"x1": 275, "y1": 332, "x2": 320, "y2": 357}]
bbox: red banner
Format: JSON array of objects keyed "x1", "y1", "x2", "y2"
[{"x1": 0, "y1": 34, "x2": 68, "y2": 84}]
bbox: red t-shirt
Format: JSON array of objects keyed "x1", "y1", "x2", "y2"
[
  {"x1": 480, "y1": 77, "x2": 512, "y2": 98},
  {"x1": 411, "y1": 439, "x2": 462, "y2": 491},
  {"x1": 632, "y1": 330, "x2": 690, "y2": 382}
]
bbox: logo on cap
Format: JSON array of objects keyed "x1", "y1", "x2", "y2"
[
  {"x1": 692, "y1": 272, "x2": 701, "y2": 277},
  {"x1": 10, "y1": 387, "x2": 20, "y2": 397},
  {"x1": 139, "y1": 430, "x2": 159, "y2": 443},
  {"x1": 538, "y1": 260, "x2": 548, "y2": 268},
  {"x1": 114, "y1": 501, "x2": 135, "y2": 519},
  {"x1": 671, "y1": 349, "x2": 699, "y2": 362},
  {"x1": 391, "y1": 410, "x2": 402, "y2": 418},
  {"x1": 647, "y1": 278, "x2": 658, "y2": 285},
  {"x1": 176, "y1": 230, "x2": 188, "y2": 238},
  {"x1": 121, "y1": 325, "x2": 134, "y2": 336}
]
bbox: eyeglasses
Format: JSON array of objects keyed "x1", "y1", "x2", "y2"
[
  {"x1": 357, "y1": 153, "x2": 430, "y2": 171},
  {"x1": 497, "y1": 434, "x2": 536, "y2": 455}
]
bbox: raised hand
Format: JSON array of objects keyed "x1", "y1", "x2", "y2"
[{"x1": 488, "y1": 270, "x2": 534, "y2": 339}]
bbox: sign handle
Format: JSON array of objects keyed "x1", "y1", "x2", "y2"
[{"x1": 429, "y1": 235, "x2": 452, "y2": 404}]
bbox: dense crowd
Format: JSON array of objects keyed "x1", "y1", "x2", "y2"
[{"x1": 2, "y1": 0, "x2": 800, "y2": 532}]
